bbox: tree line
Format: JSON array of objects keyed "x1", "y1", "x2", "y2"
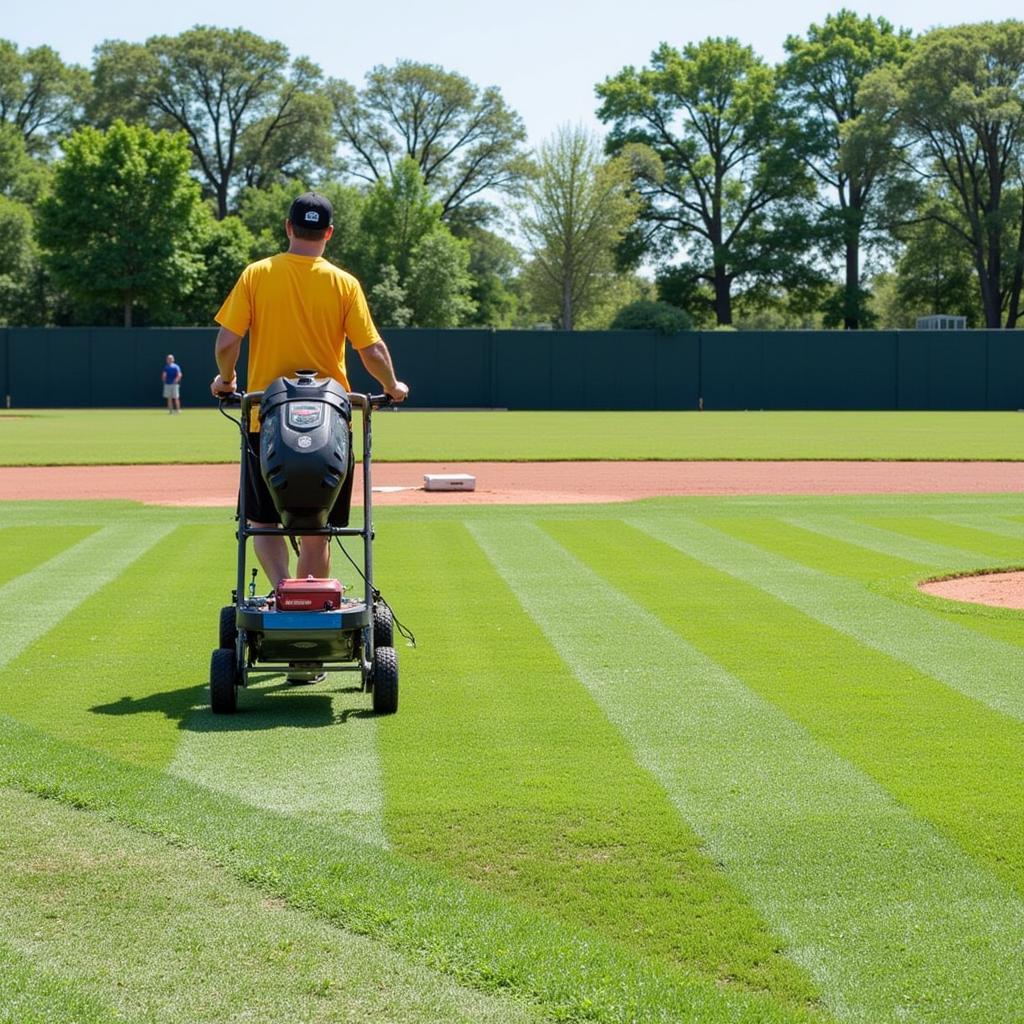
[{"x1": 1, "y1": 13, "x2": 1023, "y2": 331}]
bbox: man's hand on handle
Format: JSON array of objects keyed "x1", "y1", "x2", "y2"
[
  {"x1": 385, "y1": 380, "x2": 409, "y2": 403},
  {"x1": 211, "y1": 373, "x2": 237, "y2": 399}
]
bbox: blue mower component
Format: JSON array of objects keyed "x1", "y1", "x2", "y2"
[{"x1": 210, "y1": 370, "x2": 398, "y2": 716}]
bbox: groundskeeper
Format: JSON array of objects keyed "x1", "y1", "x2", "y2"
[{"x1": 210, "y1": 190, "x2": 409, "y2": 589}]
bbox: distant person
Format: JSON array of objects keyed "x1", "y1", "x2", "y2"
[{"x1": 162, "y1": 354, "x2": 183, "y2": 413}]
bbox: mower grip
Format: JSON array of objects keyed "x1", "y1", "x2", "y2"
[
  {"x1": 217, "y1": 392, "x2": 245, "y2": 407},
  {"x1": 369, "y1": 393, "x2": 393, "y2": 409}
]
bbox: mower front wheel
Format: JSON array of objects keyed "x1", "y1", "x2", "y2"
[
  {"x1": 210, "y1": 647, "x2": 239, "y2": 714},
  {"x1": 371, "y1": 646, "x2": 398, "y2": 715}
]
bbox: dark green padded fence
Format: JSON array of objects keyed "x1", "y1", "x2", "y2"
[{"x1": 1, "y1": 327, "x2": 1021, "y2": 410}]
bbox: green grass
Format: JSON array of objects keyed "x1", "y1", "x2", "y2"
[
  {"x1": 5, "y1": 409, "x2": 1024, "y2": 464},
  {"x1": 3, "y1": 494, "x2": 1024, "y2": 1022}
]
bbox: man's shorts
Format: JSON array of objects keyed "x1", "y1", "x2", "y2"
[
  {"x1": 163, "y1": 384, "x2": 180, "y2": 398},
  {"x1": 241, "y1": 431, "x2": 355, "y2": 527}
]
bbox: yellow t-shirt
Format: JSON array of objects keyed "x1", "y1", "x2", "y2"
[{"x1": 215, "y1": 253, "x2": 381, "y2": 395}]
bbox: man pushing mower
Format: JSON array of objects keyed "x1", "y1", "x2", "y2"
[{"x1": 210, "y1": 190, "x2": 408, "y2": 691}]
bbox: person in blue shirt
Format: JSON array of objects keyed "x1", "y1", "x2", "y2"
[{"x1": 162, "y1": 354, "x2": 183, "y2": 413}]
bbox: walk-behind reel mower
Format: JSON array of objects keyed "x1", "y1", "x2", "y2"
[{"x1": 210, "y1": 370, "x2": 401, "y2": 715}]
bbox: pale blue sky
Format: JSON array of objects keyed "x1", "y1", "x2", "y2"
[{"x1": 4, "y1": 0, "x2": 1013, "y2": 145}]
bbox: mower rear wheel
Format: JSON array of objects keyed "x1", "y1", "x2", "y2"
[
  {"x1": 371, "y1": 646, "x2": 398, "y2": 715},
  {"x1": 210, "y1": 647, "x2": 238, "y2": 714},
  {"x1": 373, "y1": 602, "x2": 394, "y2": 649},
  {"x1": 219, "y1": 606, "x2": 237, "y2": 649}
]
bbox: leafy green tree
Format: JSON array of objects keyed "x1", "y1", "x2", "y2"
[
  {"x1": 519, "y1": 125, "x2": 638, "y2": 329},
  {"x1": 610, "y1": 299, "x2": 693, "y2": 333},
  {"x1": 457, "y1": 224, "x2": 524, "y2": 327},
  {"x1": 90, "y1": 27, "x2": 332, "y2": 218},
  {"x1": 39, "y1": 120, "x2": 204, "y2": 326},
  {"x1": 0, "y1": 123, "x2": 49, "y2": 204},
  {"x1": 169, "y1": 210, "x2": 254, "y2": 325},
  {"x1": 405, "y1": 232, "x2": 476, "y2": 326},
  {"x1": 329, "y1": 61, "x2": 531, "y2": 221},
  {"x1": 598, "y1": 37, "x2": 818, "y2": 325},
  {"x1": 857, "y1": 21, "x2": 1024, "y2": 326},
  {"x1": 0, "y1": 40, "x2": 89, "y2": 154},
  {"x1": 781, "y1": 11, "x2": 913, "y2": 328},
  {"x1": 0, "y1": 195, "x2": 37, "y2": 323}
]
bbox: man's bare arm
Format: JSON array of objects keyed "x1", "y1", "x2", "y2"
[
  {"x1": 211, "y1": 327, "x2": 242, "y2": 396},
  {"x1": 357, "y1": 341, "x2": 409, "y2": 402}
]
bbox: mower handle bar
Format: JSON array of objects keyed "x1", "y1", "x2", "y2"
[{"x1": 217, "y1": 390, "x2": 392, "y2": 410}]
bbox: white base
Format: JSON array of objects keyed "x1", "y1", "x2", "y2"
[{"x1": 423, "y1": 473, "x2": 477, "y2": 491}]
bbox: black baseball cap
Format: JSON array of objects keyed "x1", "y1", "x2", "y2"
[{"x1": 289, "y1": 191, "x2": 333, "y2": 230}]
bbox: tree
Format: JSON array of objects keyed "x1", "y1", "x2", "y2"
[
  {"x1": 781, "y1": 11, "x2": 913, "y2": 328},
  {"x1": 597, "y1": 38, "x2": 818, "y2": 325},
  {"x1": 329, "y1": 61, "x2": 531, "y2": 221},
  {"x1": 610, "y1": 299, "x2": 693, "y2": 333},
  {"x1": 0, "y1": 196, "x2": 37, "y2": 324},
  {"x1": 857, "y1": 21, "x2": 1024, "y2": 326},
  {"x1": 0, "y1": 40, "x2": 89, "y2": 154},
  {"x1": 356, "y1": 158, "x2": 475, "y2": 326},
  {"x1": 39, "y1": 121, "x2": 204, "y2": 326},
  {"x1": 519, "y1": 125, "x2": 638, "y2": 330},
  {"x1": 90, "y1": 27, "x2": 332, "y2": 218},
  {"x1": 0, "y1": 123, "x2": 49, "y2": 204},
  {"x1": 457, "y1": 224, "x2": 524, "y2": 327}
]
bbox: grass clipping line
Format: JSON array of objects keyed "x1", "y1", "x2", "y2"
[{"x1": 0, "y1": 717, "x2": 820, "y2": 1024}]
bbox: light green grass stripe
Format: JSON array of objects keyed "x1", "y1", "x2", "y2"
[
  {"x1": 635, "y1": 516, "x2": 1024, "y2": 721},
  {"x1": 470, "y1": 519, "x2": 1024, "y2": 1024},
  {"x1": 0, "y1": 786, "x2": 538, "y2": 1024},
  {"x1": 0, "y1": 526, "x2": 99, "y2": 588},
  {"x1": 939, "y1": 514, "x2": 1024, "y2": 540},
  {"x1": 782, "y1": 515, "x2": 1001, "y2": 569},
  {"x1": 0, "y1": 523, "x2": 174, "y2": 671},
  {"x1": 169, "y1": 680, "x2": 387, "y2": 847}
]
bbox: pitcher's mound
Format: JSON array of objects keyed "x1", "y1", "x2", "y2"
[{"x1": 919, "y1": 571, "x2": 1024, "y2": 610}]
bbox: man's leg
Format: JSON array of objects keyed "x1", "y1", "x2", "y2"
[
  {"x1": 296, "y1": 536, "x2": 330, "y2": 578},
  {"x1": 251, "y1": 525, "x2": 290, "y2": 588}
]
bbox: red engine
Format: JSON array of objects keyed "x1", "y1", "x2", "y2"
[{"x1": 275, "y1": 577, "x2": 344, "y2": 611}]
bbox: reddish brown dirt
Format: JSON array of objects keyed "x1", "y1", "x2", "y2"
[
  {"x1": 5, "y1": 459, "x2": 1024, "y2": 506},
  {"x1": 919, "y1": 572, "x2": 1024, "y2": 610},
  {"x1": 7, "y1": 459, "x2": 1024, "y2": 609}
]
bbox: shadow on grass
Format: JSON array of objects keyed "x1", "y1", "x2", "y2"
[{"x1": 90, "y1": 676, "x2": 374, "y2": 731}]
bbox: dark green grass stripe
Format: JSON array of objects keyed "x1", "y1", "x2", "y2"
[
  {"x1": 0, "y1": 940, "x2": 128, "y2": 1024},
  {"x1": 372, "y1": 520, "x2": 821, "y2": 1010},
  {"x1": 0, "y1": 525, "x2": 99, "y2": 588},
  {"x1": 486, "y1": 519, "x2": 1024, "y2": 1023},
  {"x1": 0, "y1": 715, "x2": 818, "y2": 1024},
  {"x1": 568, "y1": 517, "x2": 1024, "y2": 893},
  {"x1": 0, "y1": 524, "x2": 230, "y2": 769}
]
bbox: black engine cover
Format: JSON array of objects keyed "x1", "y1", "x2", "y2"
[{"x1": 259, "y1": 372, "x2": 352, "y2": 529}]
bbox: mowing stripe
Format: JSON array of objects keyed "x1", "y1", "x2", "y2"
[
  {"x1": 782, "y1": 515, "x2": 1000, "y2": 569},
  {"x1": 940, "y1": 514, "x2": 1024, "y2": 542},
  {"x1": 0, "y1": 523, "x2": 174, "y2": 672},
  {"x1": 372, "y1": 520, "x2": 820, "y2": 1005},
  {"x1": 0, "y1": 785, "x2": 538, "y2": 1024},
  {"x1": 470, "y1": 519, "x2": 1024, "y2": 1024},
  {"x1": 633, "y1": 516, "x2": 1024, "y2": 721},
  {"x1": 859, "y1": 515, "x2": 1024, "y2": 564},
  {"x1": 169, "y1": 682, "x2": 388, "y2": 847}
]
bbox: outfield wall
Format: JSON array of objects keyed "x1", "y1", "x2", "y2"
[{"x1": 1, "y1": 327, "x2": 1021, "y2": 410}]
